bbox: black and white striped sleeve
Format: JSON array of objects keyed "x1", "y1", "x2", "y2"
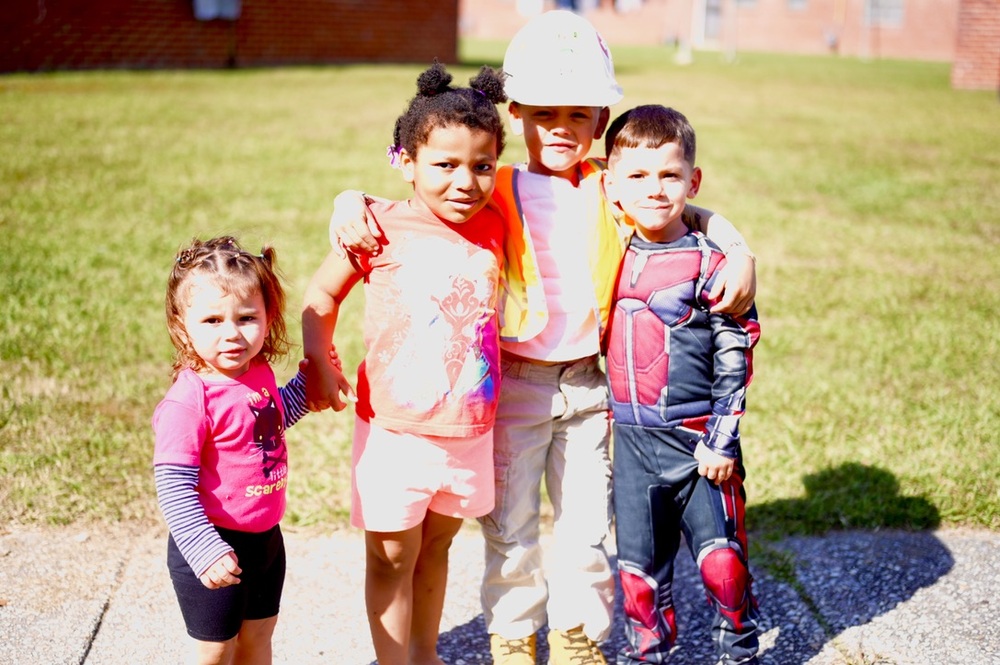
[
  {"x1": 154, "y1": 464, "x2": 232, "y2": 577},
  {"x1": 279, "y1": 370, "x2": 309, "y2": 428}
]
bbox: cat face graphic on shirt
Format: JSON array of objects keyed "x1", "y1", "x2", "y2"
[{"x1": 249, "y1": 391, "x2": 287, "y2": 479}]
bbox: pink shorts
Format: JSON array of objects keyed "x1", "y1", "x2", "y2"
[{"x1": 350, "y1": 417, "x2": 495, "y2": 532}]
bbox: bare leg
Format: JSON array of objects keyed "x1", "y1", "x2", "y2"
[
  {"x1": 193, "y1": 637, "x2": 235, "y2": 665},
  {"x1": 409, "y1": 512, "x2": 464, "y2": 665},
  {"x1": 233, "y1": 616, "x2": 278, "y2": 665},
  {"x1": 366, "y1": 525, "x2": 423, "y2": 665}
]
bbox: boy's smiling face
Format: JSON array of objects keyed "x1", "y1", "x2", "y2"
[
  {"x1": 509, "y1": 103, "x2": 610, "y2": 183},
  {"x1": 605, "y1": 141, "x2": 702, "y2": 243}
]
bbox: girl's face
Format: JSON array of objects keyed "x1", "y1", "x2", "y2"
[
  {"x1": 399, "y1": 124, "x2": 498, "y2": 224},
  {"x1": 180, "y1": 274, "x2": 268, "y2": 380}
]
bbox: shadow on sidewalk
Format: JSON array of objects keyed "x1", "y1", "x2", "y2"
[
  {"x1": 599, "y1": 462, "x2": 951, "y2": 664},
  {"x1": 747, "y1": 462, "x2": 950, "y2": 664},
  {"x1": 405, "y1": 463, "x2": 951, "y2": 664}
]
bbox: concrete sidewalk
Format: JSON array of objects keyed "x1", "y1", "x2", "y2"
[{"x1": 0, "y1": 525, "x2": 996, "y2": 664}]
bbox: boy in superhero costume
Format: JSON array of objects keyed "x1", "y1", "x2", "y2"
[{"x1": 603, "y1": 105, "x2": 761, "y2": 665}]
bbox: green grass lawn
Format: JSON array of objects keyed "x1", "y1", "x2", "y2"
[{"x1": 2, "y1": 42, "x2": 998, "y2": 536}]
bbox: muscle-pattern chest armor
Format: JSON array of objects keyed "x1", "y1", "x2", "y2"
[{"x1": 606, "y1": 233, "x2": 722, "y2": 429}]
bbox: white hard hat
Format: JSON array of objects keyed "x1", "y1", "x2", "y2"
[{"x1": 503, "y1": 10, "x2": 623, "y2": 107}]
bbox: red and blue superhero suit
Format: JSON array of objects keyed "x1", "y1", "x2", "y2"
[{"x1": 606, "y1": 231, "x2": 761, "y2": 665}]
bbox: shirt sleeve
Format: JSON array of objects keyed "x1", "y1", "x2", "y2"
[
  {"x1": 152, "y1": 376, "x2": 207, "y2": 467},
  {"x1": 699, "y1": 260, "x2": 761, "y2": 458},
  {"x1": 154, "y1": 464, "x2": 232, "y2": 577},
  {"x1": 688, "y1": 206, "x2": 753, "y2": 256},
  {"x1": 279, "y1": 370, "x2": 309, "y2": 429}
]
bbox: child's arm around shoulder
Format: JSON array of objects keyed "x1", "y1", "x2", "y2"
[
  {"x1": 329, "y1": 190, "x2": 388, "y2": 257},
  {"x1": 687, "y1": 205, "x2": 757, "y2": 316}
]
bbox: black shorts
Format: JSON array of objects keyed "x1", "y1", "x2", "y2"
[{"x1": 167, "y1": 524, "x2": 286, "y2": 642}]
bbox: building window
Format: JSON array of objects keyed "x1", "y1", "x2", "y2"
[
  {"x1": 788, "y1": 0, "x2": 807, "y2": 10},
  {"x1": 865, "y1": 0, "x2": 905, "y2": 27}
]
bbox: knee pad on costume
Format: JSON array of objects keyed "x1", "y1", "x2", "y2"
[
  {"x1": 618, "y1": 562, "x2": 677, "y2": 654},
  {"x1": 619, "y1": 563, "x2": 658, "y2": 628},
  {"x1": 699, "y1": 546, "x2": 751, "y2": 613}
]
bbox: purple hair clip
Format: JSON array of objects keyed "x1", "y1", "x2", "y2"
[{"x1": 386, "y1": 144, "x2": 402, "y2": 169}]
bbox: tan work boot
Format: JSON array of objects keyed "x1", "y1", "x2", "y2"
[
  {"x1": 490, "y1": 633, "x2": 537, "y2": 665},
  {"x1": 546, "y1": 625, "x2": 607, "y2": 665}
]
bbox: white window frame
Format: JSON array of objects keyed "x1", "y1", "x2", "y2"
[{"x1": 864, "y1": 0, "x2": 905, "y2": 28}]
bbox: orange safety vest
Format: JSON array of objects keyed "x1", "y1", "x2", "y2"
[{"x1": 491, "y1": 159, "x2": 632, "y2": 344}]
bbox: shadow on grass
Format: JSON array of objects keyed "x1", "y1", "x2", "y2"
[{"x1": 748, "y1": 461, "x2": 941, "y2": 536}]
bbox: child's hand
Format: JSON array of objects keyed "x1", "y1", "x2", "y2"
[
  {"x1": 329, "y1": 190, "x2": 382, "y2": 257},
  {"x1": 324, "y1": 365, "x2": 357, "y2": 412},
  {"x1": 709, "y1": 250, "x2": 756, "y2": 316},
  {"x1": 327, "y1": 345, "x2": 343, "y2": 371},
  {"x1": 199, "y1": 551, "x2": 241, "y2": 589},
  {"x1": 694, "y1": 441, "x2": 736, "y2": 485},
  {"x1": 304, "y1": 354, "x2": 357, "y2": 412},
  {"x1": 300, "y1": 347, "x2": 342, "y2": 376}
]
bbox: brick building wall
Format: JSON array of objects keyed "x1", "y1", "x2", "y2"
[
  {"x1": 0, "y1": 0, "x2": 459, "y2": 72},
  {"x1": 461, "y1": 0, "x2": 958, "y2": 61},
  {"x1": 951, "y1": 0, "x2": 1000, "y2": 90},
  {"x1": 709, "y1": 0, "x2": 958, "y2": 61}
]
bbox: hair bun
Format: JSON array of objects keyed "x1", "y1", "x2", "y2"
[
  {"x1": 416, "y1": 60, "x2": 454, "y2": 97},
  {"x1": 470, "y1": 66, "x2": 508, "y2": 105}
]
